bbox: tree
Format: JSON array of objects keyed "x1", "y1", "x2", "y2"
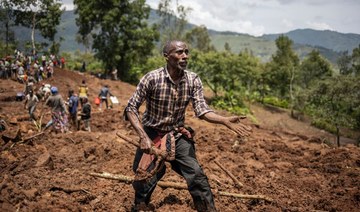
[
  {"x1": 337, "y1": 51, "x2": 352, "y2": 75},
  {"x1": 266, "y1": 35, "x2": 299, "y2": 116},
  {"x1": 224, "y1": 42, "x2": 231, "y2": 52},
  {"x1": 189, "y1": 49, "x2": 261, "y2": 106},
  {"x1": 8, "y1": 0, "x2": 63, "y2": 54},
  {"x1": 37, "y1": 0, "x2": 63, "y2": 54},
  {"x1": 75, "y1": 34, "x2": 92, "y2": 53},
  {"x1": 337, "y1": 45, "x2": 360, "y2": 76},
  {"x1": 298, "y1": 50, "x2": 333, "y2": 89},
  {"x1": 0, "y1": 0, "x2": 26, "y2": 55},
  {"x1": 308, "y1": 75, "x2": 360, "y2": 146},
  {"x1": 184, "y1": 25, "x2": 214, "y2": 52},
  {"x1": 189, "y1": 50, "x2": 227, "y2": 97},
  {"x1": 351, "y1": 44, "x2": 360, "y2": 76},
  {"x1": 269, "y1": 35, "x2": 299, "y2": 97},
  {"x1": 74, "y1": 0, "x2": 159, "y2": 81},
  {"x1": 157, "y1": 0, "x2": 192, "y2": 44}
]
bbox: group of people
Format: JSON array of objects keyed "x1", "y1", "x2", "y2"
[
  {"x1": 21, "y1": 75, "x2": 118, "y2": 133},
  {"x1": 66, "y1": 80, "x2": 92, "y2": 132},
  {"x1": 22, "y1": 79, "x2": 92, "y2": 133},
  {"x1": 0, "y1": 49, "x2": 66, "y2": 84}
]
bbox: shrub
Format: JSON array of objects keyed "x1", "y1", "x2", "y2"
[
  {"x1": 263, "y1": 96, "x2": 289, "y2": 108},
  {"x1": 311, "y1": 118, "x2": 337, "y2": 134}
]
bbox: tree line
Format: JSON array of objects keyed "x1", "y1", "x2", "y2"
[{"x1": 1, "y1": 0, "x2": 359, "y2": 145}]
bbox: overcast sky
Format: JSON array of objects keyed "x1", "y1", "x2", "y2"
[{"x1": 61, "y1": 0, "x2": 360, "y2": 37}]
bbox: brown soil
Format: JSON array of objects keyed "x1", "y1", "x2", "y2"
[{"x1": 1, "y1": 68, "x2": 359, "y2": 211}]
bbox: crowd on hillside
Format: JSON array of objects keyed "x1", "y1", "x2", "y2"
[
  {"x1": 18, "y1": 78, "x2": 94, "y2": 134},
  {"x1": 0, "y1": 47, "x2": 125, "y2": 135},
  {"x1": 0, "y1": 49, "x2": 82, "y2": 133},
  {"x1": 0, "y1": 49, "x2": 66, "y2": 83},
  {"x1": 25, "y1": 82, "x2": 91, "y2": 134}
]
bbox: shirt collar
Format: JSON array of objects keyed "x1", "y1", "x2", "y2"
[{"x1": 163, "y1": 66, "x2": 187, "y2": 84}]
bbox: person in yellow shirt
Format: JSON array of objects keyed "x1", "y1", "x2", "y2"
[{"x1": 78, "y1": 79, "x2": 88, "y2": 108}]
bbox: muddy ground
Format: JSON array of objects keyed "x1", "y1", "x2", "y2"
[{"x1": 1, "y1": 68, "x2": 359, "y2": 211}]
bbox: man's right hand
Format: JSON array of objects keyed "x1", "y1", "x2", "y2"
[
  {"x1": 139, "y1": 136, "x2": 152, "y2": 153},
  {"x1": 126, "y1": 111, "x2": 154, "y2": 153}
]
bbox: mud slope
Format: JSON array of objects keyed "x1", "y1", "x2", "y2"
[{"x1": 1, "y1": 68, "x2": 359, "y2": 211}]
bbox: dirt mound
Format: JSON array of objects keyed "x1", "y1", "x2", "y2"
[{"x1": 1, "y1": 68, "x2": 359, "y2": 211}]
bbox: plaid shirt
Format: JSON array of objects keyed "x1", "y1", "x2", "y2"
[{"x1": 125, "y1": 67, "x2": 212, "y2": 132}]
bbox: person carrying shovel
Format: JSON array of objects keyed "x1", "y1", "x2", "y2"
[{"x1": 124, "y1": 40, "x2": 252, "y2": 212}]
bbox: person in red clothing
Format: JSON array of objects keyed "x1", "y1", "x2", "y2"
[{"x1": 60, "y1": 57, "x2": 65, "y2": 69}]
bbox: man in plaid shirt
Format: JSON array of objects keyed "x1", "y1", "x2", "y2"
[{"x1": 125, "y1": 40, "x2": 251, "y2": 212}]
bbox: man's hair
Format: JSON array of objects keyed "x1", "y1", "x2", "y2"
[{"x1": 162, "y1": 40, "x2": 184, "y2": 55}]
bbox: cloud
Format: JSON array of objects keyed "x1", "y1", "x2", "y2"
[
  {"x1": 281, "y1": 19, "x2": 294, "y2": 28},
  {"x1": 61, "y1": 4, "x2": 74, "y2": 11},
  {"x1": 60, "y1": 0, "x2": 74, "y2": 10},
  {"x1": 306, "y1": 21, "x2": 333, "y2": 31},
  {"x1": 172, "y1": 0, "x2": 266, "y2": 35},
  {"x1": 60, "y1": 0, "x2": 360, "y2": 36}
]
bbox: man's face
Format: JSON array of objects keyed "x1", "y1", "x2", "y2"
[{"x1": 166, "y1": 41, "x2": 189, "y2": 71}]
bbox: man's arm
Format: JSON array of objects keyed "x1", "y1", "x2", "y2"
[
  {"x1": 126, "y1": 111, "x2": 152, "y2": 152},
  {"x1": 108, "y1": 89, "x2": 114, "y2": 97},
  {"x1": 200, "y1": 111, "x2": 252, "y2": 137},
  {"x1": 60, "y1": 98, "x2": 69, "y2": 114},
  {"x1": 124, "y1": 72, "x2": 153, "y2": 152},
  {"x1": 23, "y1": 96, "x2": 28, "y2": 109}
]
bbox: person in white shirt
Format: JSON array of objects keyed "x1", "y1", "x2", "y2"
[{"x1": 24, "y1": 90, "x2": 39, "y2": 121}]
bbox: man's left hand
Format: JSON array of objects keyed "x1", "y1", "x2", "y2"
[{"x1": 225, "y1": 116, "x2": 252, "y2": 137}]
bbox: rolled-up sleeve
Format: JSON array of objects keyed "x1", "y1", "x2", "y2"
[
  {"x1": 124, "y1": 75, "x2": 150, "y2": 120},
  {"x1": 192, "y1": 76, "x2": 213, "y2": 117}
]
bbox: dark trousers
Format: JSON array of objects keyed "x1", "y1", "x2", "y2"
[
  {"x1": 28, "y1": 105, "x2": 36, "y2": 120},
  {"x1": 100, "y1": 98, "x2": 108, "y2": 109},
  {"x1": 132, "y1": 127, "x2": 216, "y2": 211}
]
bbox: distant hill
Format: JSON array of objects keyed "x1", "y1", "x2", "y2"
[
  {"x1": 57, "y1": 9, "x2": 86, "y2": 52},
  {"x1": 5, "y1": 10, "x2": 360, "y2": 64},
  {"x1": 261, "y1": 29, "x2": 360, "y2": 53},
  {"x1": 207, "y1": 30, "x2": 344, "y2": 64}
]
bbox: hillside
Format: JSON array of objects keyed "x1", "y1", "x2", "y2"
[
  {"x1": 261, "y1": 28, "x2": 360, "y2": 53},
  {"x1": 1, "y1": 68, "x2": 359, "y2": 211},
  {"x1": 7, "y1": 10, "x2": 359, "y2": 64}
]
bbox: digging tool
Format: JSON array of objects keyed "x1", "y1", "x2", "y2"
[
  {"x1": 214, "y1": 159, "x2": 244, "y2": 188},
  {"x1": 20, "y1": 132, "x2": 44, "y2": 144},
  {"x1": 89, "y1": 172, "x2": 273, "y2": 202},
  {"x1": 7, "y1": 132, "x2": 45, "y2": 150},
  {"x1": 116, "y1": 132, "x2": 140, "y2": 147},
  {"x1": 116, "y1": 131, "x2": 167, "y2": 181},
  {"x1": 116, "y1": 131, "x2": 164, "y2": 157}
]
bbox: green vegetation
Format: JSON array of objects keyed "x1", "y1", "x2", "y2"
[
  {"x1": 306, "y1": 75, "x2": 360, "y2": 146},
  {"x1": 1, "y1": 0, "x2": 63, "y2": 55},
  {"x1": 60, "y1": 51, "x2": 103, "y2": 74},
  {"x1": 1, "y1": 0, "x2": 360, "y2": 144},
  {"x1": 263, "y1": 97, "x2": 289, "y2": 108},
  {"x1": 74, "y1": 0, "x2": 159, "y2": 82}
]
